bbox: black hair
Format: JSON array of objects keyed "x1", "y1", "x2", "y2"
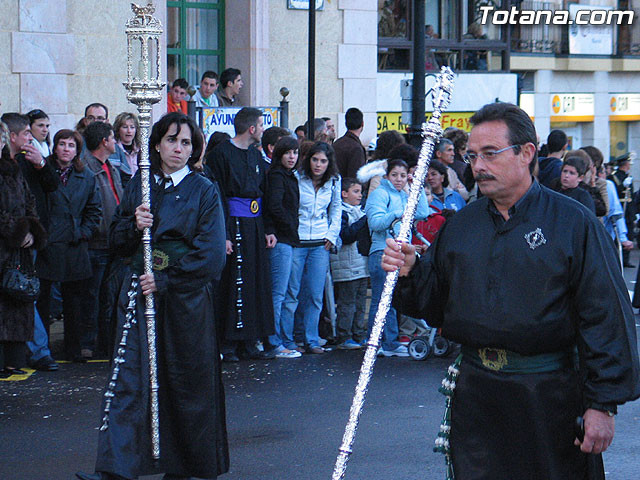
[
  {"x1": 27, "y1": 109, "x2": 51, "y2": 146},
  {"x1": 204, "y1": 131, "x2": 231, "y2": 158},
  {"x1": 172, "y1": 78, "x2": 189, "y2": 89},
  {"x1": 388, "y1": 143, "x2": 419, "y2": 169},
  {"x1": 469, "y1": 102, "x2": 538, "y2": 173},
  {"x1": 375, "y1": 130, "x2": 406, "y2": 160},
  {"x1": 386, "y1": 158, "x2": 409, "y2": 175},
  {"x1": 200, "y1": 71, "x2": 218, "y2": 82},
  {"x1": 84, "y1": 102, "x2": 109, "y2": 120},
  {"x1": 563, "y1": 155, "x2": 588, "y2": 177},
  {"x1": 345, "y1": 108, "x2": 364, "y2": 131},
  {"x1": 84, "y1": 121, "x2": 114, "y2": 152},
  {"x1": 0, "y1": 112, "x2": 30, "y2": 134},
  {"x1": 234, "y1": 107, "x2": 262, "y2": 135},
  {"x1": 547, "y1": 130, "x2": 568, "y2": 154},
  {"x1": 262, "y1": 126, "x2": 290, "y2": 152},
  {"x1": 220, "y1": 68, "x2": 241, "y2": 89},
  {"x1": 294, "y1": 125, "x2": 305, "y2": 134},
  {"x1": 428, "y1": 159, "x2": 449, "y2": 188},
  {"x1": 272, "y1": 136, "x2": 299, "y2": 169},
  {"x1": 300, "y1": 141, "x2": 338, "y2": 185},
  {"x1": 341, "y1": 177, "x2": 362, "y2": 192},
  {"x1": 149, "y1": 112, "x2": 203, "y2": 173}
]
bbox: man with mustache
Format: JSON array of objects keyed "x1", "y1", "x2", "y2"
[{"x1": 382, "y1": 102, "x2": 639, "y2": 479}]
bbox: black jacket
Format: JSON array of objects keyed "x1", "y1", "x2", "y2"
[
  {"x1": 36, "y1": 163, "x2": 102, "y2": 281},
  {"x1": 18, "y1": 153, "x2": 59, "y2": 231},
  {"x1": 264, "y1": 165, "x2": 299, "y2": 246}
]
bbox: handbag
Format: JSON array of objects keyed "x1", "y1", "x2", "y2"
[{"x1": 1, "y1": 249, "x2": 40, "y2": 303}]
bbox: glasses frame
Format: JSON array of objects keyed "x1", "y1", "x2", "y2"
[{"x1": 464, "y1": 144, "x2": 520, "y2": 164}]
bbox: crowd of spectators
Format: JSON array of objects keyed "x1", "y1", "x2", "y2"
[{"x1": 1, "y1": 68, "x2": 639, "y2": 377}]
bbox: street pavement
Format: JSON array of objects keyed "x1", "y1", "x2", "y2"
[{"x1": 1, "y1": 263, "x2": 640, "y2": 479}]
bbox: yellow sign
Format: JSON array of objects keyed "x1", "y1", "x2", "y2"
[
  {"x1": 377, "y1": 112, "x2": 474, "y2": 134},
  {"x1": 609, "y1": 94, "x2": 640, "y2": 121}
]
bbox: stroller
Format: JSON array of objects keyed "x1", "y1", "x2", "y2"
[
  {"x1": 390, "y1": 214, "x2": 454, "y2": 361},
  {"x1": 407, "y1": 319, "x2": 452, "y2": 361}
]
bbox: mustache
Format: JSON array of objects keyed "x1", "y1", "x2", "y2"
[{"x1": 474, "y1": 173, "x2": 496, "y2": 181}]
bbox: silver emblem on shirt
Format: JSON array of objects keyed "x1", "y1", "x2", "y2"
[{"x1": 524, "y1": 228, "x2": 546, "y2": 250}]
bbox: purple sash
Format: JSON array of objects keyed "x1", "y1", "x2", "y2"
[{"x1": 227, "y1": 197, "x2": 262, "y2": 217}]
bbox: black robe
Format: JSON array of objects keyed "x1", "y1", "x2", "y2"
[
  {"x1": 393, "y1": 180, "x2": 640, "y2": 480},
  {"x1": 95, "y1": 171, "x2": 229, "y2": 479},
  {"x1": 206, "y1": 139, "x2": 274, "y2": 341}
]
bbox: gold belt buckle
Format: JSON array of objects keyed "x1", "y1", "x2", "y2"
[
  {"x1": 478, "y1": 348, "x2": 508, "y2": 371},
  {"x1": 250, "y1": 199, "x2": 259, "y2": 214}
]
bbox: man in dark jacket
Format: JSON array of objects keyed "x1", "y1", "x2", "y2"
[
  {"x1": 82, "y1": 122, "x2": 122, "y2": 359},
  {"x1": 333, "y1": 107, "x2": 366, "y2": 179}
]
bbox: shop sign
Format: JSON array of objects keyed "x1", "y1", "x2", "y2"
[
  {"x1": 550, "y1": 93, "x2": 594, "y2": 122},
  {"x1": 609, "y1": 94, "x2": 640, "y2": 121},
  {"x1": 377, "y1": 112, "x2": 474, "y2": 134}
]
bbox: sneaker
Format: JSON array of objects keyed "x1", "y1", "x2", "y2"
[
  {"x1": 275, "y1": 349, "x2": 302, "y2": 359},
  {"x1": 398, "y1": 335, "x2": 411, "y2": 345},
  {"x1": 318, "y1": 338, "x2": 328, "y2": 346},
  {"x1": 336, "y1": 339, "x2": 362, "y2": 350},
  {"x1": 379, "y1": 345, "x2": 410, "y2": 357}
]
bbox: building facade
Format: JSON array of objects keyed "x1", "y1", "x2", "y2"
[{"x1": 2, "y1": 0, "x2": 640, "y2": 163}]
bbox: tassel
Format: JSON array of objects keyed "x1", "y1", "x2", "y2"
[{"x1": 434, "y1": 354, "x2": 462, "y2": 480}]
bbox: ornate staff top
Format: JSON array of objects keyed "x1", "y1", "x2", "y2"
[{"x1": 124, "y1": 0, "x2": 165, "y2": 106}]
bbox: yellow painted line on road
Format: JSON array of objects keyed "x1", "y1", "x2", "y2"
[{"x1": 0, "y1": 368, "x2": 35, "y2": 381}]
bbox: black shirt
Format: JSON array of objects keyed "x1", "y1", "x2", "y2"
[{"x1": 394, "y1": 180, "x2": 639, "y2": 407}]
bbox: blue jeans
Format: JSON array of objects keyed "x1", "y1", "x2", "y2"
[
  {"x1": 268, "y1": 242, "x2": 294, "y2": 350},
  {"x1": 280, "y1": 245, "x2": 330, "y2": 349},
  {"x1": 27, "y1": 306, "x2": 51, "y2": 361},
  {"x1": 368, "y1": 250, "x2": 401, "y2": 351}
]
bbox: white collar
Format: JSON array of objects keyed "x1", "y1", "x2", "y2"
[{"x1": 155, "y1": 164, "x2": 191, "y2": 187}]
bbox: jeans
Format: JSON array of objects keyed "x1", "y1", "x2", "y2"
[
  {"x1": 81, "y1": 249, "x2": 109, "y2": 353},
  {"x1": 26, "y1": 306, "x2": 52, "y2": 361},
  {"x1": 280, "y1": 245, "x2": 330, "y2": 349},
  {"x1": 368, "y1": 250, "x2": 401, "y2": 351},
  {"x1": 335, "y1": 277, "x2": 368, "y2": 343},
  {"x1": 268, "y1": 242, "x2": 294, "y2": 350}
]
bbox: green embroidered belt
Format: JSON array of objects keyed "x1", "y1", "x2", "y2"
[
  {"x1": 461, "y1": 346, "x2": 577, "y2": 374},
  {"x1": 130, "y1": 239, "x2": 191, "y2": 274}
]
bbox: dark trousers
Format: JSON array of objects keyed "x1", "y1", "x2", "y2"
[
  {"x1": 0, "y1": 341, "x2": 26, "y2": 369},
  {"x1": 82, "y1": 249, "x2": 109, "y2": 354},
  {"x1": 334, "y1": 277, "x2": 368, "y2": 343},
  {"x1": 40, "y1": 279, "x2": 88, "y2": 360}
]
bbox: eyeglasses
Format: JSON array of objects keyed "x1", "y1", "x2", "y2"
[{"x1": 463, "y1": 145, "x2": 520, "y2": 164}]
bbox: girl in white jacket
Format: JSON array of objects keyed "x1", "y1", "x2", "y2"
[{"x1": 279, "y1": 142, "x2": 342, "y2": 354}]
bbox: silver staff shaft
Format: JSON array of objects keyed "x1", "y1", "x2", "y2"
[
  {"x1": 124, "y1": 1, "x2": 165, "y2": 461},
  {"x1": 332, "y1": 66, "x2": 454, "y2": 480},
  {"x1": 138, "y1": 104, "x2": 161, "y2": 461}
]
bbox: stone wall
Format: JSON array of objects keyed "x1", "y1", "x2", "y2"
[{"x1": 2, "y1": 0, "x2": 166, "y2": 135}]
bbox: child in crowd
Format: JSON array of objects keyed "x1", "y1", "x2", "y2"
[
  {"x1": 556, "y1": 155, "x2": 596, "y2": 214},
  {"x1": 365, "y1": 159, "x2": 430, "y2": 357},
  {"x1": 330, "y1": 178, "x2": 369, "y2": 349}
]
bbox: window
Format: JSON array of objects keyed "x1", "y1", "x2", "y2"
[
  {"x1": 167, "y1": 0, "x2": 225, "y2": 87},
  {"x1": 378, "y1": 0, "x2": 510, "y2": 72}
]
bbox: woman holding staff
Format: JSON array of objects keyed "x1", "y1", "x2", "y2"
[{"x1": 80, "y1": 112, "x2": 229, "y2": 480}]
